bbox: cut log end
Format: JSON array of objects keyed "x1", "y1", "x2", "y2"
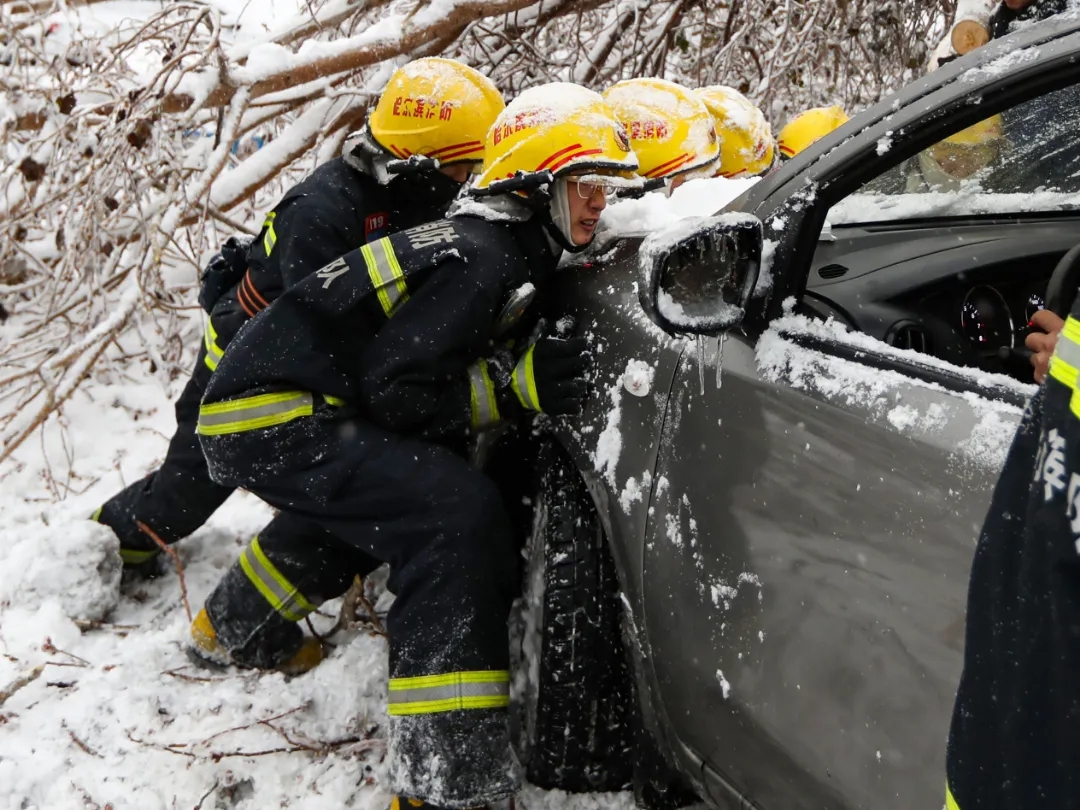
[{"x1": 952, "y1": 20, "x2": 990, "y2": 55}]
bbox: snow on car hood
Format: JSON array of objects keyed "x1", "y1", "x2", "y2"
[{"x1": 598, "y1": 175, "x2": 759, "y2": 237}]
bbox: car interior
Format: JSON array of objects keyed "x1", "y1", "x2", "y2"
[{"x1": 802, "y1": 83, "x2": 1080, "y2": 386}]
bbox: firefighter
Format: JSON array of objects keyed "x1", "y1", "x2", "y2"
[
  {"x1": 695, "y1": 85, "x2": 776, "y2": 178},
  {"x1": 603, "y1": 77, "x2": 720, "y2": 195},
  {"x1": 91, "y1": 59, "x2": 505, "y2": 599},
  {"x1": 191, "y1": 84, "x2": 638, "y2": 807},
  {"x1": 946, "y1": 297, "x2": 1080, "y2": 809},
  {"x1": 776, "y1": 105, "x2": 849, "y2": 160}
]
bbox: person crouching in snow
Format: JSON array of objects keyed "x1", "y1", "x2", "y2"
[{"x1": 191, "y1": 84, "x2": 641, "y2": 808}]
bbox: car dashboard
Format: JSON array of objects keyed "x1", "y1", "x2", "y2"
[{"x1": 805, "y1": 217, "x2": 1080, "y2": 384}]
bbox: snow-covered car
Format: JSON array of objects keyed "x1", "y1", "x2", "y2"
[{"x1": 504, "y1": 13, "x2": 1080, "y2": 810}]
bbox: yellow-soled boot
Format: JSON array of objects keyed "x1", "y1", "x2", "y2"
[
  {"x1": 188, "y1": 608, "x2": 324, "y2": 675},
  {"x1": 189, "y1": 608, "x2": 231, "y2": 667}
]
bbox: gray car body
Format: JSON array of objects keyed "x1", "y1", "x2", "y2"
[{"x1": 546, "y1": 15, "x2": 1080, "y2": 810}]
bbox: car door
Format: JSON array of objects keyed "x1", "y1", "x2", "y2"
[
  {"x1": 646, "y1": 328, "x2": 1026, "y2": 810},
  {"x1": 639, "y1": 28, "x2": 1080, "y2": 810}
]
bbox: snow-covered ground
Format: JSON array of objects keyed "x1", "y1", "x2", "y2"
[{"x1": 0, "y1": 337, "x2": 647, "y2": 810}]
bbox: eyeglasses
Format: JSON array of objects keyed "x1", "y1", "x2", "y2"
[{"x1": 567, "y1": 179, "x2": 619, "y2": 200}]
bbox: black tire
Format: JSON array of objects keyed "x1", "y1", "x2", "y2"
[{"x1": 517, "y1": 440, "x2": 635, "y2": 792}]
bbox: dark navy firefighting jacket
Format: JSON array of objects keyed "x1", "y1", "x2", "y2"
[
  {"x1": 205, "y1": 156, "x2": 459, "y2": 363},
  {"x1": 202, "y1": 213, "x2": 559, "y2": 441}
]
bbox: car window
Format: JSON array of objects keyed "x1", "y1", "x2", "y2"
[{"x1": 828, "y1": 80, "x2": 1080, "y2": 225}]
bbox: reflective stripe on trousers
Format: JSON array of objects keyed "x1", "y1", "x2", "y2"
[
  {"x1": 387, "y1": 670, "x2": 510, "y2": 716},
  {"x1": 197, "y1": 391, "x2": 314, "y2": 436},
  {"x1": 90, "y1": 506, "x2": 159, "y2": 564},
  {"x1": 363, "y1": 237, "x2": 409, "y2": 318},
  {"x1": 239, "y1": 535, "x2": 317, "y2": 622}
]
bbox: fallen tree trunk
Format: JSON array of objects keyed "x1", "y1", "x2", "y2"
[{"x1": 951, "y1": 0, "x2": 995, "y2": 54}]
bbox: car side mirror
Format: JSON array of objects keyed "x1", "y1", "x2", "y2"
[{"x1": 639, "y1": 214, "x2": 762, "y2": 335}]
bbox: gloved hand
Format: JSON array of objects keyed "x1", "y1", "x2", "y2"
[
  {"x1": 198, "y1": 235, "x2": 252, "y2": 313},
  {"x1": 511, "y1": 336, "x2": 591, "y2": 415}
]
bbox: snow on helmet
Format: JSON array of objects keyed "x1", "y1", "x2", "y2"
[
  {"x1": 777, "y1": 105, "x2": 850, "y2": 160},
  {"x1": 603, "y1": 78, "x2": 719, "y2": 192},
  {"x1": 472, "y1": 82, "x2": 640, "y2": 193},
  {"x1": 696, "y1": 85, "x2": 775, "y2": 178},
  {"x1": 367, "y1": 58, "x2": 504, "y2": 165}
]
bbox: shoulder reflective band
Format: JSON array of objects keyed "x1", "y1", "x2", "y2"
[
  {"x1": 197, "y1": 391, "x2": 313, "y2": 436},
  {"x1": 467, "y1": 359, "x2": 500, "y2": 430},
  {"x1": 1048, "y1": 316, "x2": 1080, "y2": 419},
  {"x1": 362, "y1": 237, "x2": 409, "y2": 318},
  {"x1": 946, "y1": 783, "x2": 961, "y2": 810},
  {"x1": 262, "y1": 211, "x2": 278, "y2": 257},
  {"x1": 511, "y1": 344, "x2": 541, "y2": 412},
  {"x1": 203, "y1": 319, "x2": 224, "y2": 372},
  {"x1": 239, "y1": 535, "x2": 316, "y2": 622},
  {"x1": 387, "y1": 670, "x2": 510, "y2": 716}
]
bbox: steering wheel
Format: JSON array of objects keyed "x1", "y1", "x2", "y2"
[{"x1": 1045, "y1": 240, "x2": 1080, "y2": 317}]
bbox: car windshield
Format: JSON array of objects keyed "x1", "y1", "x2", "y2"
[{"x1": 828, "y1": 82, "x2": 1080, "y2": 225}]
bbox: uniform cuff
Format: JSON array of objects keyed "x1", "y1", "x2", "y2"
[{"x1": 467, "y1": 360, "x2": 502, "y2": 431}]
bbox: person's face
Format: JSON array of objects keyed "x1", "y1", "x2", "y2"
[
  {"x1": 565, "y1": 180, "x2": 608, "y2": 245},
  {"x1": 438, "y1": 163, "x2": 473, "y2": 184},
  {"x1": 1004, "y1": 0, "x2": 1036, "y2": 9}
]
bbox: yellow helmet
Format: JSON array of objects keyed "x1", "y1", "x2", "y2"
[
  {"x1": 472, "y1": 82, "x2": 640, "y2": 193},
  {"x1": 777, "y1": 105, "x2": 849, "y2": 160},
  {"x1": 368, "y1": 57, "x2": 504, "y2": 164},
  {"x1": 602, "y1": 78, "x2": 719, "y2": 188},
  {"x1": 923, "y1": 114, "x2": 1004, "y2": 183},
  {"x1": 695, "y1": 86, "x2": 775, "y2": 178},
  {"x1": 943, "y1": 114, "x2": 1003, "y2": 148}
]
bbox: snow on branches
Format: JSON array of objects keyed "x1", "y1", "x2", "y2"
[{"x1": 0, "y1": 0, "x2": 959, "y2": 464}]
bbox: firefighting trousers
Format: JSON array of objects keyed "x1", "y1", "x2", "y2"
[
  {"x1": 93, "y1": 345, "x2": 234, "y2": 563},
  {"x1": 93, "y1": 342, "x2": 381, "y2": 609},
  {"x1": 200, "y1": 407, "x2": 521, "y2": 807},
  {"x1": 204, "y1": 509, "x2": 380, "y2": 669}
]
